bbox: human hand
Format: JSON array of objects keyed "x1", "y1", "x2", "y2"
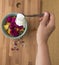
[{"x1": 36, "y1": 12, "x2": 55, "y2": 44}]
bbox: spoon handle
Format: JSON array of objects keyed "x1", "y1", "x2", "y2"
[{"x1": 24, "y1": 14, "x2": 44, "y2": 17}]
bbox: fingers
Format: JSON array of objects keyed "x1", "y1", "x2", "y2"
[
  {"x1": 47, "y1": 13, "x2": 55, "y2": 29},
  {"x1": 39, "y1": 17, "x2": 43, "y2": 21},
  {"x1": 39, "y1": 12, "x2": 55, "y2": 31},
  {"x1": 40, "y1": 12, "x2": 50, "y2": 26}
]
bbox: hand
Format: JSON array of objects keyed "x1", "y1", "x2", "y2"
[{"x1": 36, "y1": 12, "x2": 55, "y2": 44}]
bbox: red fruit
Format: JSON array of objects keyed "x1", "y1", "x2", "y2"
[
  {"x1": 10, "y1": 29, "x2": 19, "y2": 37},
  {"x1": 11, "y1": 17, "x2": 16, "y2": 23},
  {"x1": 6, "y1": 16, "x2": 12, "y2": 22}
]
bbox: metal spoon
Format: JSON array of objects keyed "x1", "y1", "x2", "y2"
[{"x1": 24, "y1": 13, "x2": 44, "y2": 17}]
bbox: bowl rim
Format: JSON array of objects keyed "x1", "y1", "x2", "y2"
[{"x1": 1, "y1": 13, "x2": 27, "y2": 39}]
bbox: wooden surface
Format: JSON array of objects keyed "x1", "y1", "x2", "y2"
[
  {"x1": 0, "y1": 0, "x2": 59, "y2": 65},
  {"x1": 0, "y1": 0, "x2": 40, "y2": 65},
  {"x1": 42, "y1": 0, "x2": 59, "y2": 65}
]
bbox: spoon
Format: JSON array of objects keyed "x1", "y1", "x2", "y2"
[{"x1": 24, "y1": 14, "x2": 44, "y2": 17}]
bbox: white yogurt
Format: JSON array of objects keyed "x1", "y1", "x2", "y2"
[{"x1": 15, "y1": 13, "x2": 26, "y2": 27}]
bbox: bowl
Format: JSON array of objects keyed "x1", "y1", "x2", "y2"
[{"x1": 1, "y1": 13, "x2": 27, "y2": 39}]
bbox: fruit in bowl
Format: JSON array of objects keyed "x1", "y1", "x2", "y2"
[{"x1": 2, "y1": 13, "x2": 27, "y2": 39}]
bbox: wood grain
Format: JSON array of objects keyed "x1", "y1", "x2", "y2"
[
  {"x1": 0, "y1": 0, "x2": 59, "y2": 65},
  {"x1": 0, "y1": 0, "x2": 41, "y2": 65},
  {"x1": 42, "y1": 0, "x2": 59, "y2": 65}
]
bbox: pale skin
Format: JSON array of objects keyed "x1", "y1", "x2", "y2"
[{"x1": 36, "y1": 12, "x2": 55, "y2": 65}]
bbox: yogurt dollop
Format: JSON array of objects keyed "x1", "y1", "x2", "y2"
[{"x1": 15, "y1": 13, "x2": 26, "y2": 27}]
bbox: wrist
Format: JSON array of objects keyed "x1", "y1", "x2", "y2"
[{"x1": 37, "y1": 40, "x2": 48, "y2": 46}]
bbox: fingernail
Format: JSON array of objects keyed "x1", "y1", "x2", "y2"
[{"x1": 44, "y1": 12, "x2": 48, "y2": 16}]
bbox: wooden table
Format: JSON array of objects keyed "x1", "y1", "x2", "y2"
[
  {"x1": 0, "y1": 0, "x2": 41, "y2": 65},
  {"x1": 42, "y1": 0, "x2": 59, "y2": 65}
]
